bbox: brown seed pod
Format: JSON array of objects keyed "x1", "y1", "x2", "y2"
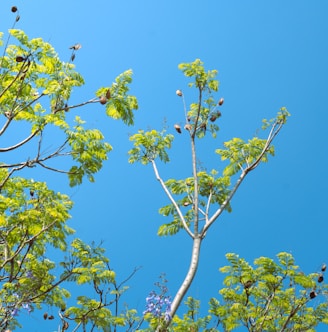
[
  {"x1": 174, "y1": 124, "x2": 182, "y2": 133},
  {"x1": 15, "y1": 56, "x2": 24, "y2": 63},
  {"x1": 309, "y1": 290, "x2": 317, "y2": 299},
  {"x1": 105, "y1": 89, "x2": 111, "y2": 100},
  {"x1": 321, "y1": 264, "x2": 326, "y2": 272},
  {"x1": 318, "y1": 274, "x2": 324, "y2": 283},
  {"x1": 48, "y1": 315, "x2": 55, "y2": 320},
  {"x1": 243, "y1": 280, "x2": 253, "y2": 289},
  {"x1": 63, "y1": 321, "x2": 69, "y2": 330},
  {"x1": 99, "y1": 96, "x2": 107, "y2": 105},
  {"x1": 43, "y1": 312, "x2": 48, "y2": 320},
  {"x1": 210, "y1": 112, "x2": 221, "y2": 122},
  {"x1": 218, "y1": 98, "x2": 224, "y2": 106},
  {"x1": 11, "y1": 6, "x2": 18, "y2": 13},
  {"x1": 176, "y1": 89, "x2": 183, "y2": 97},
  {"x1": 70, "y1": 53, "x2": 76, "y2": 62},
  {"x1": 69, "y1": 43, "x2": 82, "y2": 50},
  {"x1": 184, "y1": 124, "x2": 192, "y2": 131}
]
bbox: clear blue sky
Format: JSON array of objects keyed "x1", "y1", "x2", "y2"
[{"x1": 1, "y1": 1, "x2": 327, "y2": 330}]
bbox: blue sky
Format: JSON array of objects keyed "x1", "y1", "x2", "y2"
[{"x1": 1, "y1": 1, "x2": 328, "y2": 330}]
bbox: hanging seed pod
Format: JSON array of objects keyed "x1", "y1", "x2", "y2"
[
  {"x1": 309, "y1": 290, "x2": 317, "y2": 299},
  {"x1": 176, "y1": 89, "x2": 183, "y2": 97},
  {"x1": 199, "y1": 122, "x2": 207, "y2": 131},
  {"x1": 15, "y1": 56, "x2": 24, "y2": 63},
  {"x1": 63, "y1": 321, "x2": 69, "y2": 330},
  {"x1": 174, "y1": 124, "x2": 182, "y2": 133},
  {"x1": 243, "y1": 280, "x2": 253, "y2": 289},
  {"x1": 210, "y1": 111, "x2": 221, "y2": 122},
  {"x1": 30, "y1": 190, "x2": 34, "y2": 197},
  {"x1": 218, "y1": 98, "x2": 224, "y2": 106},
  {"x1": 99, "y1": 96, "x2": 107, "y2": 105},
  {"x1": 48, "y1": 315, "x2": 55, "y2": 320},
  {"x1": 15, "y1": 15, "x2": 20, "y2": 22},
  {"x1": 321, "y1": 263, "x2": 326, "y2": 272},
  {"x1": 11, "y1": 6, "x2": 18, "y2": 13},
  {"x1": 318, "y1": 274, "x2": 324, "y2": 283},
  {"x1": 184, "y1": 124, "x2": 192, "y2": 131},
  {"x1": 70, "y1": 53, "x2": 76, "y2": 62},
  {"x1": 105, "y1": 89, "x2": 111, "y2": 99},
  {"x1": 69, "y1": 43, "x2": 82, "y2": 50},
  {"x1": 43, "y1": 312, "x2": 48, "y2": 320}
]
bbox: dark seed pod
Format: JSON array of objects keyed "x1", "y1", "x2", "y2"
[
  {"x1": 210, "y1": 112, "x2": 221, "y2": 122},
  {"x1": 184, "y1": 124, "x2": 192, "y2": 131},
  {"x1": 244, "y1": 280, "x2": 253, "y2": 289},
  {"x1": 321, "y1": 264, "x2": 326, "y2": 272},
  {"x1": 174, "y1": 124, "x2": 182, "y2": 133},
  {"x1": 30, "y1": 190, "x2": 34, "y2": 197},
  {"x1": 63, "y1": 321, "x2": 69, "y2": 330},
  {"x1": 176, "y1": 89, "x2": 183, "y2": 97},
  {"x1": 99, "y1": 96, "x2": 107, "y2": 105},
  {"x1": 70, "y1": 53, "x2": 76, "y2": 62},
  {"x1": 15, "y1": 56, "x2": 24, "y2": 63},
  {"x1": 105, "y1": 89, "x2": 111, "y2": 99},
  {"x1": 218, "y1": 98, "x2": 224, "y2": 106},
  {"x1": 15, "y1": 15, "x2": 20, "y2": 22},
  {"x1": 11, "y1": 6, "x2": 18, "y2": 13},
  {"x1": 318, "y1": 274, "x2": 324, "y2": 283},
  {"x1": 69, "y1": 43, "x2": 82, "y2": 50},
  {"x1": 48, "y1": 315, "x2": 55, "y2": 320},
  {"x1": 309, "y1": 290, "x2": 317, "y2": 299},
  {"x1": 43, "y1": 312, "x2": 48, "y2": 320}
]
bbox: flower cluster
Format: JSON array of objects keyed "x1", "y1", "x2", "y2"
[{"x1": 143, "y1": 274, "x2": 172, "y2": 322}]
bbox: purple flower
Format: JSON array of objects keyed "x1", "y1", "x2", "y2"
[{"x1": 11, "y1": 308, "x2": 19, "y2": 317}]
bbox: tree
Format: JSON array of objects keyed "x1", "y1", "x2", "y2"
[
  {"x1": 129, "y1": 59, "x2": 290, "y2": 329},
  {"x1": 1, "y1": 7, "x2": 327, "y2": 332},
  {"x1": 0, "y1": 9, "x2": 139, "y2": 331}
]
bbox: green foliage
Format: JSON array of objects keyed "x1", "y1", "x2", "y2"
[
  {"x1": 216, "y1": 137, "x2": 274, "y2": 177},
  {"x1": 128, "y1": 129, "x2": 174, "y2": 164},
  {"x1": 157, "y1": 172, "x2": 231, "y2": 236},
  {"x1": 0, "y1": 27, "x2": 139, "y2": 331},
  {"x1": 102, "y1": 69, "x2": 139, "y2": 125},
  {"x1": 66, "y1": 117, "x2": 112, "y2": 186},
  {"x1": 172, "y1": 297, "x2": 212, "y2": 331},
  {"x1": 178, "y1": 59, "x2": 219, "y2": 92},
  {"x1": 209, "y1": 252, "x2": 328, "y2": 331}
]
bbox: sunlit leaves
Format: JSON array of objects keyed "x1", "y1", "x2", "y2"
[
  {"x1": 128, "y1": 129, "x2": 174, "y2": 164},
  {"x1": 178, "y1": 59, "x2": 219, "y2": 92},
  {"x1": 216, "y1": 137, "x2": 275, "y2": 176},
  {"x1": 0, "y1": 28, "x2": 139, "y2": 331},
  {"x1": 101, "y1": 69, "x2": 138, "y2": 125},
  {"x1": 65, "y1": 116, "x2": 112, "y2": 186},
  {"x1": 210, "y1": 252, "x2": 328, "y2": 331}
]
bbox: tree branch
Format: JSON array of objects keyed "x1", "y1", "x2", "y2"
[{"x1": 151, "y1": 160, "x2": 194, "y2": 238}]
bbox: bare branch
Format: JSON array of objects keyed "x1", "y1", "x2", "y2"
[
  {"x1": 151, "y1": 160, "x2": 194, "y2": 238},
  {"x1": 0, "y1": 129, "x2": 39, "y2": 152}
]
